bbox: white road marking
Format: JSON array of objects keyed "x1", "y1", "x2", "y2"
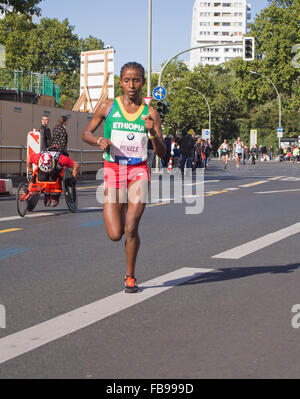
[
  {"x1": 255, "y1": 189, "x2": 300, "y2": 194},
  {"x1": 212, "y1": 222, "x2": 300, "y2": 259},
  {"x1": 0, "y1": 267, "x2": 213, "y2": 366},
  {"x1": 184, "y1": 180, "x2": 220, "y2": 186},
  {"x1": 224, "y1": 187, "x2": 240, "y2": 191},
  {"x1": 0, "y1": 212, "x2": 60, "y2": 222},
  {"x1": 268, "y1": 176, "x2": 285, "y2": 181}
]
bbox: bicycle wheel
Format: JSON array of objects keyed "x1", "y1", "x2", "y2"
[
  {"x1": 27, "y1": 194, "x2": 40, "y2": 211},
  {"x1": 16, "y1": 183, "x2": 29, "y2": 217},
  {"x1": 63, "y1": 169, "x2": 78, "y2": 213}
]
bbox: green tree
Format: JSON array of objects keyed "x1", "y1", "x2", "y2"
[
  {"x1": 80, "y1": 36, "x2": 104, "y2": 53},
  {"x1": 0, "y1": 14, "x2": 105, "y2": 107},
  {"x1": 0, "y1": 0, "x2": 42, "y2": 16}
]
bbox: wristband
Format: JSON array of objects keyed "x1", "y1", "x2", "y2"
[
  {"x1": 97, "y1": 137, "x2": 103, "y2": 146},
  {"x1": 148, "y1": 133, "x2": 156, "y2": 140}
]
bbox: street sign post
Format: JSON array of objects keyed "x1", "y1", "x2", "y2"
[
  {"x1": 202, "y1": 129, "x2": 210, "y2": 141},
  {"x1": 250, "y1": 129, "x2": 257, "y2": 149},
  {"x1": 143, "y1": 97, "x2": 152, "y2": 106},
  {"x1": 153, "y1": 86, "x2": 167, "y2": 101},
  {"x1": 277, "y1": 127, "x2": 283, "y2": 148}
]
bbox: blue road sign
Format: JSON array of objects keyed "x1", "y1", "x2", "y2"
[
  {"x1": 153, "y1": 86, "x2": 167, "y2": 101},
  {"x1": 277, "y1": 127, "x2": 283, "y2": 133}
]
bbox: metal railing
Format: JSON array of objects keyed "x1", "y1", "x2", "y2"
[{"x1": 0, "y1": 145, "x2": 103, "y2": 176}]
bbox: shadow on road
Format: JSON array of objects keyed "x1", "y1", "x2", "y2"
[{"x1": 139, "y1": 263, "x2": 300, "y2": 291}]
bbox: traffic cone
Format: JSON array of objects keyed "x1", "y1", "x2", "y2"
[{"x1": 168, "y1": 157, "x2": 173, "y2": 172}]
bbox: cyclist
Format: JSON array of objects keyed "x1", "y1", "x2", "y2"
[
  {"x1": 26, "y1": 146, "x2": 79, "y2": 207},
  {"x1": 219, "y1": 139, "x2": 230, "y2": 169},
  {"x1": 82, "y1": 62, "x2": 166, "y2": 293}
]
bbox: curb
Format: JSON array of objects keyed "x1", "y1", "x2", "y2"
[{"x1": 0, "y1": 179, "x2": 13, "y2": 195}]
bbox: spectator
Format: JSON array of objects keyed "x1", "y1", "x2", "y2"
[
  {"x1": 292, "y1": 146, "x2": 299, "y2": 163},
  {"x1": 194, "y1": 138, "x2": 205, "y2": 169},
  {"x1": 162, "y1": 135, "x2": 172, "y2": 168},
  {"x1": 147, "y1": 138, "x2": 155, "y2": 172},
  {"x1": 179, "y1": 132, "x2": 195, "y2": 176},
  {"x1": 172, "y1": 142, "x2": 181, "y2": 170},
  {"x1": 258, "y1": 145, "x2": 263, "y2": 160},
  {"x1": 269, "y1": 145, "x2": 274, "y2": 161},
  {"x1": 50, "y1": 115, "x2": 69, "y2": 155},
  {"x1": 251, "y1": 146, "x2": 256, "y2": 165},
  {"x1": 40, "y1": 115, "x2": 52, "y2": 152}
]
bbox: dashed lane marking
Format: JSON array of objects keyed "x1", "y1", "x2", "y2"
[
  {"x1": 255, "y1": 189, "x2": 300, "y2": 194},
  {"x1": 0, "y1": 228, "x2": 23, "y2": 234},
  {"x1": 0, "y1": 267, "x2": 213, "y2": 366},
  {"x1": 205, "y1": 190, "x2": 228, "y2": 196},
  {"x1": 239, "y1": 180, "x2": 269, "y2": 188}
]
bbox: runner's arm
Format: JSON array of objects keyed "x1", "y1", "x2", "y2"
[
  {"x1": 82, "y1": 100, "x2": 113, "y2": 151},
  {"x1": 145, "y1": 107, "x2": 166, "y2": 159}
]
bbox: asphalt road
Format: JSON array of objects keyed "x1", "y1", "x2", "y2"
[{"x1": 1, "y1": 159, "x2": 300, "y2": 379}]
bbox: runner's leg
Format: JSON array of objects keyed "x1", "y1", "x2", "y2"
[
  {"x1": 124, "y1": 180, "x2": 146, "y2": 277},
  {"x1": 103, "y1": 188, "x2": 126, "y2": 241}
]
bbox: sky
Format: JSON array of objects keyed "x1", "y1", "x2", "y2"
[{"x1": 36, "y1": 0, "x2": 270, "y2": 76}]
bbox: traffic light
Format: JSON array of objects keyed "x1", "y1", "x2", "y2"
[
  {"x1": 243, "y1": 37, "x2": 255, "y2": 61},
  {"x1": 156, "y1": 101, "x2": 170, "y2": 119},
  {"x1": 163, "y1": 101, "x2": 170, "y2": 115},
  {"x1": 157, "y1": 101, "x2": 163, "y2": 115},
  {"x1": 156, "y1": 101, "x2": 164, "y2": 121}
]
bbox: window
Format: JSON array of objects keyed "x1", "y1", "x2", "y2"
[{"x1": 222, "y1": 22, "x2": 231, "y2": 26}]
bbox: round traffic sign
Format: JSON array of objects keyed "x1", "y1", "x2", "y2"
[{"x1": 153, "y1": 86, "x2": 167, "y2": 101}]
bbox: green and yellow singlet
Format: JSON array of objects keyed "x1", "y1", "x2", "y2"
[{"x1": 103, "y1": 97, "x2": 149, "y2": 165}]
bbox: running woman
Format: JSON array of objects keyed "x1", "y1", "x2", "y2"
[
  {"x1": 82, "y1": 62, "x2": 166, "y2": 293},
  {"x1": 233, "y1": 137, "x2": 244, "y2": 169},
  {"x1": 219, "y1": 139, "x2": 230, "y2": 169}
]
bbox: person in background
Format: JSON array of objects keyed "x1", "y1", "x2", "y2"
[
  {"x1": 179, "y1": 132, "x2": 195, "y2": 176},
  {"x1": 269, "y1": 145, "x2": 274, "y2": 161},
  {"x1": 50, "y1": 115, "x2": 69, "y2": 155},
  {"x1": 40, "y1": 115, "x2": 52, "y2": 152}
]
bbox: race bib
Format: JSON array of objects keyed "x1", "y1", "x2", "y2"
[{"x1": 110, "y1": 130, "x2": 148, "y2": 165}]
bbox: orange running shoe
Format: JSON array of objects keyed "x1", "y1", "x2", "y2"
[{"x1": 124, "y1": 275, "x2": 139, "y2": 293}]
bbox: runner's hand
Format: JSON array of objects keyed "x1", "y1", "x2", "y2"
[
  {"x1": 145, "y1": 114, "x2": 155, "y2": 135},
  {"x1": 98, "y1": 137, "x2": 112, "y2": 151}
]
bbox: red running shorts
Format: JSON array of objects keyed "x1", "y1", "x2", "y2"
[{"x1": 104, "y1": 160, "x2": 150, "y2": 190}]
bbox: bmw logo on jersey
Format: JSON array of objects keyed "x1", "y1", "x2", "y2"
[{"x1": 127, "y1": 133, "x2": 135, "y2": 141}]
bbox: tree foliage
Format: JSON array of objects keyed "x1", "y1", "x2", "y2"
[
  {"x1": 0, "y1": 0, "x2": 42, "y2": 16},
  {"x1": 0, "y1": 14, "x2": 104, "y2": 106}
]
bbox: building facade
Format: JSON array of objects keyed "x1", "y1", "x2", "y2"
[{"x1": 190, "y1": 1, "x2": 251, "y2": 69}]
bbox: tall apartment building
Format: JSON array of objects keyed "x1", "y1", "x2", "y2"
[{"x1": 190, "y1": 1, "x2": 251, "y2": 69}]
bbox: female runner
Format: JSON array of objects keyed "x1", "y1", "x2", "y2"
[{"x1": 82, "y1": 62, "x2": 166, "y2": 293}]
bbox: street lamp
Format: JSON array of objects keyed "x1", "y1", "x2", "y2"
[
  {"x1": 186, "y1": 86, "x2": 211, "y2": 137},
  {"x1": 147, "y1": 0, "x2": 152, "y2": 97},
  {"x1": 249, "y1": 70, "x2": 282, "y2": 129}
]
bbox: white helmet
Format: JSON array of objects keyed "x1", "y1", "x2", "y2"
[{"x1": 39, "y1": 152, "x2": 55, "y2": 173}]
